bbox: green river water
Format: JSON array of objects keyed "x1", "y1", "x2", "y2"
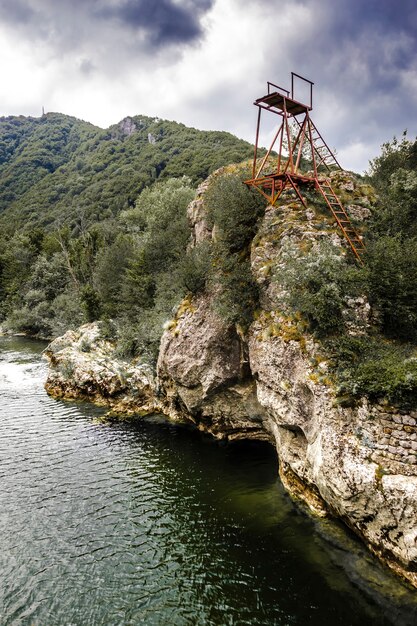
[{"x1": 1, "y1": 336, "x2": 417, "y2": 625}]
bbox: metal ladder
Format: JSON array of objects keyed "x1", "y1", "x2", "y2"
[
  {"x1": 293, "y1": 116, "x2": 342, "y2": 171},
  {"x1": 316, "y1": 179, "x2": 365, "y2": 263}
]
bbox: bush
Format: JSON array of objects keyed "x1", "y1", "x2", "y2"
[
  {"x1": 113, "y1": 320, "x2": 142, "y2": 360},
  {"x1": 177, "y1": 241, "x2": 212, "y2": 295},
  {"x1": 211, "y1": 253, "x2": 259, "y2": 328},
  {"x1": 368, "y1": 134, "x2": 411, "y2": 188},
  {"x1": 5, "y1": 302, "x2": 54, "y2": 338},
  {"x1": 205, "y1": 173, "x2": 265, "y2": 252},
  {"x1": 81, "y1": 284, "x2": 101, "y2": 322},
  {"x1": 113, "y1": 309, "x2": 169, "y2": 365},
  {"x1": 367, "y1": 134, "x2": 417, "y2": 238},
  {"x1": 50, "y1": 291, "x2": 84, "y2": 336},
  {"x1": 203, "y1": 172, "x2": 265, "y2": 328},
  {"x1": 328, "y1": 335, "x2": 417, "y2": 406},
  {"x1": 366, "y1": 236, "x2": 417, "y2": 340},
  {"x1": 276, "y1": 241, "x2": 365, "y2": 336},
  {"x1": 95, "y1": 234, "x2": 135, "y2": 316}
]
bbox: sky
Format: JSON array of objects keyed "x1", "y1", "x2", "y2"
[{"x1": 0, "y1": 0, "x2": 416, "y2": 172}]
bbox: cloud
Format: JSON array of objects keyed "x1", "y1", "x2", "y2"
[
  {"x1": 0, "y1": 0, "x2": 214, "y2": 52},
  {"x1": 96, "y1": 0, "x2": 215, "y2": 47},
  {"x1": 333, "y1": 0, "x2": 417, "y2": 40},
  {"x1": 248, "y1": 0, "x2": 417, "y2": 170},
  {"x1": 0, "y1": 0, "x2": 36, "y2": 25},
  {"x1": 79, "y1": 58, "x2": 96, "y2": 76},
  {"x1": 0, "y1": 0, "x2": 416, "y2": 172}
]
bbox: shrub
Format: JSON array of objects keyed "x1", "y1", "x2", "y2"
[
  {"x1": 95, "y1": 234, "x2": 135, "y2": 316},
  {"x1": 205, "y1": 173, "x2": 265, "y2": 252},
  {"x1": 50, "y1": 291, "x2": 84, "y2": 336},
  {"x1": 81, "y1": 284, "x2": 101, "y2": 322},
  {"x1": 276, "y1": 241, "x2": 365, "y2": 336},
  {"x1": 5, "y1": 301, "x2": 54, "y2": 338},
  {"x1": 366, "y1": 236, "x2": 417, "y2": 340},
  {"x1": 211, "y1": 253, "x2": 259, "y2": 328},
  {"x1": 328, "y1": 335, "x2": 417, "y2": 406},
  {"x1": 113, "y1": 320, "x2": 141, "y2": 360},
  {"x1": 177, "y1": 241, "x2": 212, "y2": 295},
  {"x1": 367, "y1": 134, "x2": 417, "y2": 238},
  {"x1": 203, "y1": 172, "x2": 265, "y2": 328}
]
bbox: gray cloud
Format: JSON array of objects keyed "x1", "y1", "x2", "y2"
[
  {"x1": 333, "y1": 0, "x2": 417, "y2": 40},
  {"x1": 249, "y1": 0, "x2": 417, "y2": 168},
  {"x1": 0, "y1": 0, "x2": 36, "y2": 25},
  {"x1": 0, "y1": 0, "x2": 214, "y2": 51},
  {"x1": 79, "y1": 58, "x2": 96, "y2": 75},
  {"x1": 282, "y1": 0, "x2": 416, "y2": 90},
  {"x1": 96, "y1": 0, "x2": 214, "y2": 47},
  {"x1": 1, "y1": 0, "x2": 416, "y2": 172}
]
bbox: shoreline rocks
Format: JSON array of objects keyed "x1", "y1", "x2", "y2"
[{"x1": 43, "y1": 323, "x2": 160, "y2": 418}]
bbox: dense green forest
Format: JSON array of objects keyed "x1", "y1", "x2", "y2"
[
  {"x1": 0, "y1": 112, "x2": 255, "y2": 230},
  {"x1": 1, "y1": 110, "x2": 417, "y2": 406},
  {"x1": 0, "y1": 112, "x2": 256, "y2": 356}
]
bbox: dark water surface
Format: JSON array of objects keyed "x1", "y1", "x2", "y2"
[{"x1": 1, "y1": 336, "x2": 417, "y2": 626}]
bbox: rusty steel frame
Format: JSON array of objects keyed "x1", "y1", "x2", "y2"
[
  {"x1": 291, "y1": 72, "x2": 314, "y2": 109},
  {"x1": 244, "y1": 73, "x2": 365, "y2": 264},
  {"x1": 267, "y1": 81, "x2": 289, "y2": 96}
]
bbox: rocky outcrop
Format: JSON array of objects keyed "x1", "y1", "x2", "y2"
[
  {"x1": 44, "y1": 168, "x2": 417, "y2": 588},
  {"x1": 119, "y1": 117, "x2": 137, "y2": 137},
  {"x1": 247, "y1": 310, "x2": 417, "y2": 586},
  {"x1": 156, "y1": 169, "x2": 417, "y2": 588},
  {"x1": 44, "y1": 323, "x2": 158, "y2": 417},
  {"x1": 157, "y1": 295, "x2": 271, "y2": 442}
]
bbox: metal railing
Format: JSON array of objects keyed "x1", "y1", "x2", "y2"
[
  {"x1": 266, "y1": 73, "x2": 314, "y2": 110},
  {"x1": 267, "y1": 81, "x2": 290, "y2": 96},
  {"x1": 291, "y1": 72, "x2": 314, "y2": 109}
]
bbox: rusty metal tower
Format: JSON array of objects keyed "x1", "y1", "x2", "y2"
[{"x1": 244, "y1": 72, "x2": 365, "y2": 263}]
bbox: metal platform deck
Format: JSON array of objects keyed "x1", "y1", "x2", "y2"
[{"x1": 255, "y1": 92, "x2": 311, "y2": 116}]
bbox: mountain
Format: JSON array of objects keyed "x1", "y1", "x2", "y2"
[
  {"x1": 0, "y1": 112, "x2": 256, "y2": 231},
  {"x1": 0, "y1": 111, "x2": 259, "y2": 340}
]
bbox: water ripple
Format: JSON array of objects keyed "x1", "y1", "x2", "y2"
[{"x1": 1, "y1": 337, "x2": 417, "y2": 626}]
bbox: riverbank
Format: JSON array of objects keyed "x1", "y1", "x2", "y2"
[{"x1": 43, "y1": 322, "x2": 159, "y2": 418}]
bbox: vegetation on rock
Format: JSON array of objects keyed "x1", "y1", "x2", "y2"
[
  {"x1": 1, "y1": 108, "x2": 417, "y2": 406},
  {"x1": 274, "y1": 133, "x2": 417, "y2": 406},
  {"x1": 0, "y1": 113, "x2": 256, "y2": 356},
  {"x1": 204, "y1": 171, "x2": 265, "y2": 328}
]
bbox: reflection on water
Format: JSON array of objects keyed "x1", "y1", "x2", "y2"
[{"x1": 0, "y1": 335, "x2": 416, "y2": 626}]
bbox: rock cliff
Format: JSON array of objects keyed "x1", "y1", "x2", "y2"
[
  {"x1": 44, "y1": 168, "x2": 417, "y2": 589},
  {"x1": 157, "y1": 293, "x2": 271, "y2": 442},
  {"x1": 155, "y1": 169, "x2": 417, "y2": 588}
]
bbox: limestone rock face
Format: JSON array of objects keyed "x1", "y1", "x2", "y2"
[
  {"x1": 187, "y1": 180, "x2": 212, "y2": 247},
  {"x1": 156, "y1": 169, "x2": 417, "y2": 587},
  {"x1": 119, "y1": 117, "x2": 137, "y2": 137},
  {"x1": 44, "y1": 323, "x2": 157, "y2": 416},
  {"x1": 157, "y1": 295, "x2": 270, "y2": 441},
  {"x1": 248, "y1": 311, "x2": 417, "y2": 585}
]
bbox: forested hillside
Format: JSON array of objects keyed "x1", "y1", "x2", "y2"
[
  {"x1": 0, "y1": 112, "x2": 256, "y2": 350},
  {"x1": 0, "y1": 112, "x2": 255, "y2": 230}
]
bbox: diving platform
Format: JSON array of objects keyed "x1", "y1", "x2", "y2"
[{"x1": 244, "y1": 72, "x2": 365, "y2": 264}]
